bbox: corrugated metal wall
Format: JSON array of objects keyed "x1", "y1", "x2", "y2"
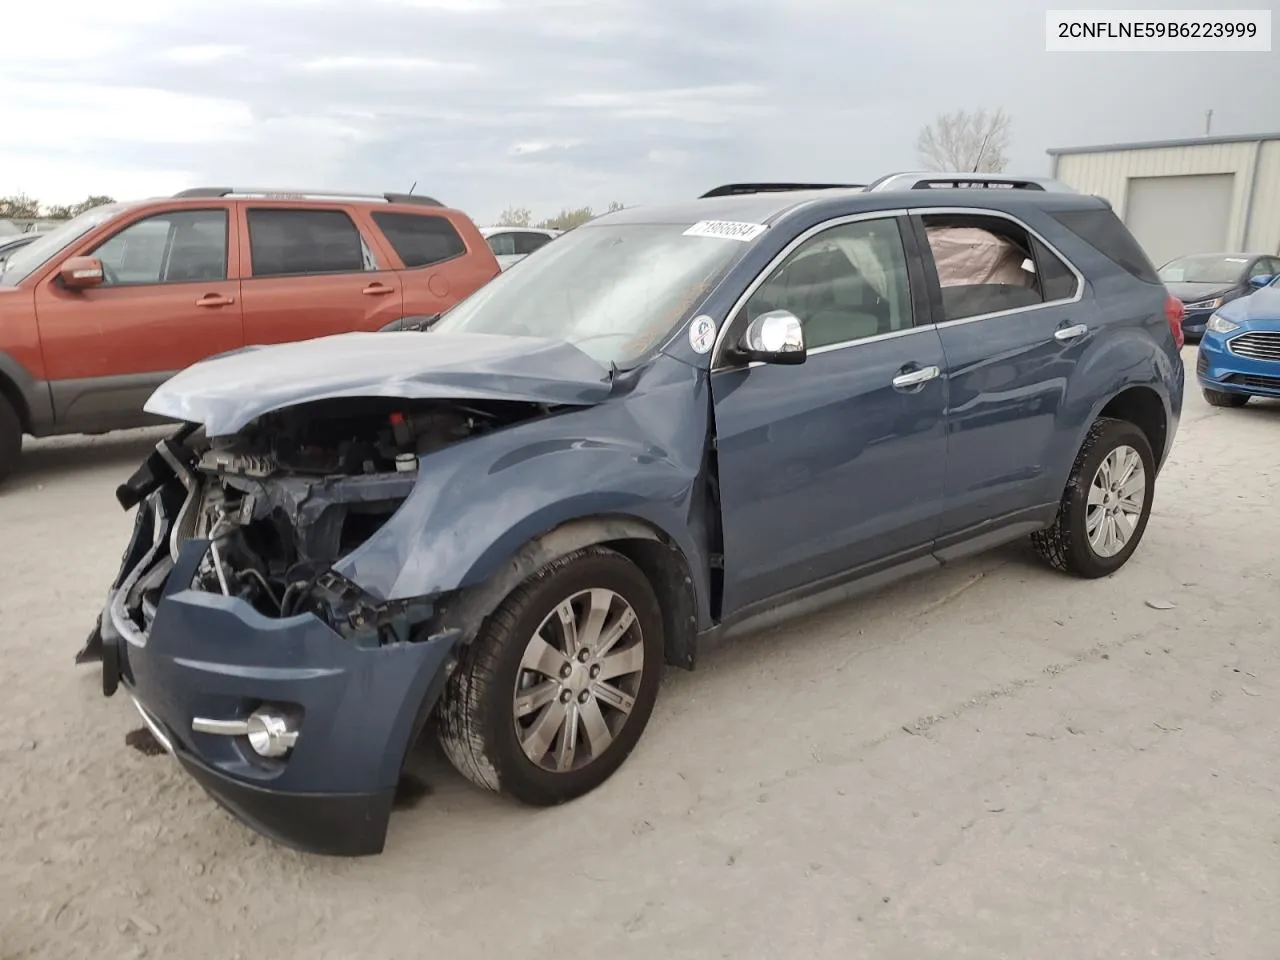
[
  {"x1": 1053, "y1": 140, "x2": 1280, "y2": 255},
  {"x1": 1247, "y1": 141, "x2": 1280, "y2": 255}
]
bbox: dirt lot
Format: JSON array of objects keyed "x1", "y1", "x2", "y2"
[{"x1": 2, "y1": 348, "x2": 1277, "y2": 960}]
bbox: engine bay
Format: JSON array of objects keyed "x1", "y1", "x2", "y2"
[{"x1": 121, "y1": 396, "x2": 553, "y2": 641}]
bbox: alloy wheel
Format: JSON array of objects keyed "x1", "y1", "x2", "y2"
[
  {"x1": 1086, "y1": 444, "x2": 1146, "y2": 558},
  {"x1": 512, "y1": 588, "x2": 646, "y2": 773}
]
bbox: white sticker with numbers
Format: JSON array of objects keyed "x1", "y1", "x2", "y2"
[{"x1": 682, "y1": 220, "x2": 768, "y2": 242}]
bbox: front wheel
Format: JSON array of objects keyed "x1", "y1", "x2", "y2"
[
  {"x1": 437, "y1": 546, "x2": 663, "y2": 806},
  {"x1": 1031, "y1": 417, "x2": 1156, "y2": 578},
  {"x1": 1202, "y1": 387, "x2": 1249, "y2": 408}
]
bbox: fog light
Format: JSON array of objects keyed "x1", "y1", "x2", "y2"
[{"x1": 246, "y1": 709, "x2": 299, "y2": 758}]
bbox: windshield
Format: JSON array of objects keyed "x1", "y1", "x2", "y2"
[
  {"x1": 432, "y1": 221, "x2": 750, "y2": 366},
  {"x1": 0, "y1": 204, "x2": 126, "y2": 285},
  {"x1": 1157, "y1": 254, "x2": 1248, "y2": 285}
]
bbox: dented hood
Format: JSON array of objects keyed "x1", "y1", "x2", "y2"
[{"x1": 145, "y1": 331, "x2": 614, "y2": 436}]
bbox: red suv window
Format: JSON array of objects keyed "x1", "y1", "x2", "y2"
[{"x1": 371, "y1": 212, "x2": 466, "y2": 268}]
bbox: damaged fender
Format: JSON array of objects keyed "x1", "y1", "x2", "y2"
[{"x1": 334, "y1": 359, "x2": 718, "y2": 640}]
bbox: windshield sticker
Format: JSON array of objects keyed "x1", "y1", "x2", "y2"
[
  {"x1": 683, "y1": 220, "x2": 768, "y2": 243},
  {"x1": 688, "y1": 315, "x2": 718, "y2": 354}
]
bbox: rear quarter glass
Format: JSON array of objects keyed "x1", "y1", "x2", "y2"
[{"x1": 1048, "y1": 208, "x2": 1161, "y2": 284}]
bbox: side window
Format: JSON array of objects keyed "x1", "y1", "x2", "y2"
[
  {"x1": 743, "y1": 217, "x2": 914, "y2": 350},
  {"x1": 246, "y1": 208, "x2": 373, "y2": 278},
  {"x1": 922, "y1": 213, "x2": 1076, "y2": 322},
  {"x1": 90, "y1": 210, "x2": 228, "y2": 285},
  {"x1": 514, "y1": 231, "x2": 553, "y2": 256},
  {"x1": 1031, "y1": 236, "x2": 1079, "y2": 301},
  {"x1": 1266, "y1": 258, "x2": 1280, "y2": 278},
  {"x1": 486, "y1": 232, "x2": 517, "y2": 257},
  {"x1": 370, "y1": 211, "x2": 466, "y2": 268},
  {"x1": 1247, "y1": 258, "x2": 1272, "y2": 279}
]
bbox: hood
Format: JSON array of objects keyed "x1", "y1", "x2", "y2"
[
  {"x1": 1166, "y1": 281, "x2": 1237, "y2": 304},
  {"x1": 145, "y1": 331, "x2": 614, "y2": 436},
  {"x1": 1218, "y1": 286, "x2": 1280, "y2": 327}
]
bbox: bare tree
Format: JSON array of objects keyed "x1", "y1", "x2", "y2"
[
  {"x1": 0, "y1": 193, "x2": 41, "y2": 219},
  {"x1": 916, "y1": 109, "x2": 1011, "y2": 173},
  {"x1": 536, "y1": 206, "x2": 597, "y2": 231},
  {"x1": 496, "y1": 205, "x2": 533, "y2": 227},
  {"x1": 71, "y1": 195, "x2": 114, "y2": 216}
]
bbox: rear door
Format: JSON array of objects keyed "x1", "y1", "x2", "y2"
[
  {"x1": 34, "y1": 205, "x2": 242, "y2": 429},
  {"x1": 367, "y1": 209, "x2": 495, "y2": 315},
  {"x1": 711, "y1": 213, "x2": 950, "y2": 615},
  {"x1": 237, "y1": 204, "x2": 404, "y2": 346},
  {"x1": 911, "y1": 208, "x2": 1087, "y2": 536}
]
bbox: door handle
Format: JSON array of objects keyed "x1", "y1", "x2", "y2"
[
  {"x1": 362, "y1": 283, "x2": 395, "y2": 296},
  {"x1": 891, "y1": 365, "x2": 940, "y2": 389},
  {"x1": 195, "y1": 294, "x2": 234, "y2": 307},
  {"x1": 1054, "y1": 323, "x2": 1088, "y2": 341}
]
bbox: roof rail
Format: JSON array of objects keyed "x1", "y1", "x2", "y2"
[
  {"x1": 700, "y1": 182, "x2": 864, "y2": 199},
  {"x1": 863, "y1": 172, "x2": 1075, "y2": 193},
  {"x1": 173, "y1": 188, "x2": 444, "y2": 206}
]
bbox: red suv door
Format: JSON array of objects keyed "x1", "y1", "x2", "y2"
[
  {"x1": 366, "y1": 208, "x2": 499, "y2": 315},
  {"x1": 236, "y1": 203, "x2": 405, "y2": 346},
  {"x1": 34, "y1": 205, "x2": 243, "y2": 429}
]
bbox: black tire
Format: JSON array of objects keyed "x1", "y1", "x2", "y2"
[
  {"x1": 1202, "y1": 387, "x2": 1248, "y2": 408},
  {"x1": 0, "y1": 395, "x2": 21, "y2": 486},
  {"x1": 437, "y1": 546, "x2": 663, "y2": 806},
  {"x1": 1031, "y1": 417, "x2": 1156, "y2": 579}
]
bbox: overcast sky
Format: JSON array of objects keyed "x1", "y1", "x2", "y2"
[{"x1": 4, "y1": 0, "x2": 1278, "y2": 223}]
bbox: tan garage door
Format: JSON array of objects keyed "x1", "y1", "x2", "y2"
[{"x1": 1124, "y1": 173, "x2": 1235, "y2": 269}]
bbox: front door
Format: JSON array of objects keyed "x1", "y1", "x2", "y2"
[
  {"x1": 238, "y1": 205, "x2": 404, "y2": 346},
  {"x1": 35, "y1": 206, "x2": 243, "y2": 430},
  {"x1": 711, "y1": 214, "x2": 950, "y2": 615},
  {"x1": 911, "y1": 211, "x2": 1089, "y2": 534}
]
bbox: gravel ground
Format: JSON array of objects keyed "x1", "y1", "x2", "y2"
[{"x1": 2, "y1": 348, "x2": 1277, "y2": 960}]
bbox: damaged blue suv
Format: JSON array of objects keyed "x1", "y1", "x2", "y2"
[{"x1": 78, "y1": 175, "x2": 1185, "y2": 855}]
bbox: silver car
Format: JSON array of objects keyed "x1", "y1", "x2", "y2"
[{"x1": 479, "y1": 226, "x2": 562, "y2": 270}]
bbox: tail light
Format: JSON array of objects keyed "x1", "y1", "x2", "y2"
[{"x1": 1164, "y1": 294, "x2": 1185, "y2": 349}]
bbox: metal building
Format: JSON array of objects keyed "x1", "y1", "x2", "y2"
[{"x1": 1047, "y1": 132, "x2": 1280, "y2": 269}]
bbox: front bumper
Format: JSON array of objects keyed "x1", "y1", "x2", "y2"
[
  {"x1": 1197, "y1": 334, "x2": 1280, "y2": 398},
  {"x1": 95, "y1": 509, "x2": 459, "y2": 856}
]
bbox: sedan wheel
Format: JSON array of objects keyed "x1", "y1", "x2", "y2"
[{"x1": 438, "y1": 546, "x2": 663, "y2": 805}]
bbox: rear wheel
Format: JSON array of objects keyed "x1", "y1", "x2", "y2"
[
  {"x1": 438, "y1": 546, "x2": 663, "y2": 806},
  {"x1": 1032, "y1": 417, "x2": 1155, "y2": 578},
  {"x1": 1202, "y1": 387, "x2": 1249, "y2": 408},
  {"x1": 0, "y1": 396, "x2": 21, "y2": 486}
]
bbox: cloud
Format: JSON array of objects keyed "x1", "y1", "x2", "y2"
[{"x1": 1, "y1": 0, "x2": 1277, "y2": 220}]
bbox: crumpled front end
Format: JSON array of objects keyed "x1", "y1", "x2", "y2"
[{"x1": 82, "y1": 396, "x2": 551, "y2": 854}]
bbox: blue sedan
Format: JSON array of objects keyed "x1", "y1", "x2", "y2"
[{"x1": 1197, "y1": 275, "x2": 1280, "y2": 406}]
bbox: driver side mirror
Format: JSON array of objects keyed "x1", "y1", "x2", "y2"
[
  {"x1": 59, "y1": 256, "x2": 105, "y2": 290},
  {"x1": 1249, "y1": 274, "x2": 1274, "y2": 290},
  {"x1": 732, "y1": 310, "x2": 807, "y2": 365}
]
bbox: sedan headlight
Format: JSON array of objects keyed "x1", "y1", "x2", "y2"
[
  {"x1": 1206, "y1": 313, "x2": 1240, "y2": 334},
  {"x1": 1186, "y1": 297, "x2": 1224, "y2": 310}
]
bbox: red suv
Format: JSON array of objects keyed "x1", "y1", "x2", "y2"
[{"x1": 0, "y1": 188, "x2": 500, "y2": 482}]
